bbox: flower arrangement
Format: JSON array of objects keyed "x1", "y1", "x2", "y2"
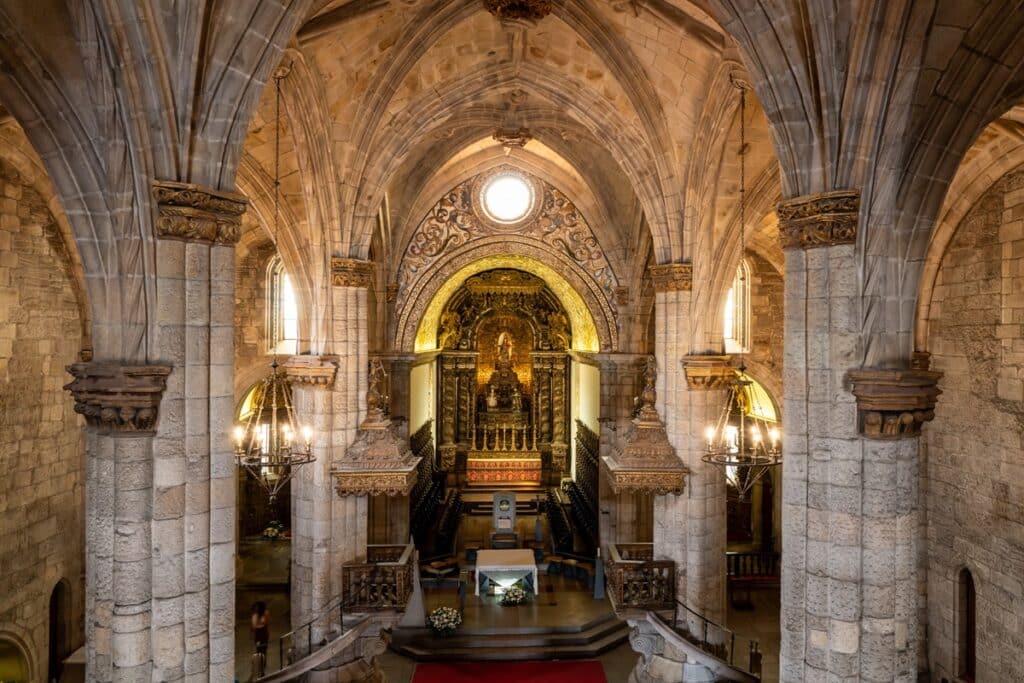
[
  {"x1": 263, "y1": 520, "x2": 285, "y2": 540},
  {"x1": 427, "y1": 606, "x2": 461, "y2": 636},
  {"x1": 501, "y1": 585, "x2": 528, "y2": 606}
]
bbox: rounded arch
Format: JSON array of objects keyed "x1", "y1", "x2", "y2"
[
  {"x1": 400, "y1": 248, "x2": 611, "y2": 353},
  {"x1": 915, "y1": 126, "x2": 1024, "y2": 352},
  {"x1": 0, "y1": 630, "x2": 34, "y2": 682}
]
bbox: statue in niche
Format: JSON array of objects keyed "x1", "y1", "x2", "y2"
[
  {"x1": 548, "y1": 311, "x2": 570, "y2": 350},
  {"x1": 438, "y1": 310, "x2": 461, "y2": 349},
  {"x1": 511, "y1": 386, "x2": 522, "y2": 412},
  {"x1": 487, "y1": 386, "x2": 498, "y2": 409},
  {"x1": 497, "y1": 331, "x2": 513, "y2": 363}
]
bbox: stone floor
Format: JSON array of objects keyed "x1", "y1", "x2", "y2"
[{"x1": 726, "y1": 587, "x2": 781, "y2": 682}]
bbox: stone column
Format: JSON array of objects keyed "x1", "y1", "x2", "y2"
[
  {"x1": 71, "y1": 180, "x2": 245, "y2": 682},
  {"x1": 68, "y1": 363, "x2": 172, "y2": 682},
  {"x1": 647, "y1": 263, "x2": 730, "y2": 625},
  {"x1": 289, "y1": 259, "x2": 373, "y2": 632},
  {"x1": 284, "y1": 355, "x2": 340, "y2": 638},
  {"x1": 777, "y1": 190, "x2": 939, "y2": 682}
]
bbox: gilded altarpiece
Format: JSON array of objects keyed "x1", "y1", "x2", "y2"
[{"x1": 436, "y1": 270, "x2": 572, "y2": 486}]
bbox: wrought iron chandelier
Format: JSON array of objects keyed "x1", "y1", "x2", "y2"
[
  {"x1": 233, "y1": 65, "x2": 314, "y2": 503},
  {"x1": 701, "y1": 78, "x2": 781, "y2": 502}
]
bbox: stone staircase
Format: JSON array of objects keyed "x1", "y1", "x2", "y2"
[{"x1": 390, "y1": 611, "x2": 628, "y2": 661}]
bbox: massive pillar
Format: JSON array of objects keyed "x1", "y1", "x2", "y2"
[
  {"x1": 777, "y1": 191, "x2": 938, "y2": 682},
  {"x1": 70, "y1": 182, "x2": 245, "y2": 681},
  {"x1": 648, "y1": 263, "x2": 730, "y2": 625},
  {"x1": 289, "y1": 259, "x2": 372, "y2": 631}
]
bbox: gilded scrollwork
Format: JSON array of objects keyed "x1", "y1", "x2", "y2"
[{"x1": 397, "y1": 171, "x2": 618, "y2": 325}]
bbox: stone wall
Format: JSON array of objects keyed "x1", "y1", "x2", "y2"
[
  {"x1": 0, "y1": 157, "x2": 85, "y2": 675},
  {"x1": 925, "y1": 166, "x2": 1024, "y2": 682},
  {"x1": 234, "y1": 240, "x2": 274, "y2": 400},
  {"x1": 746, "y1": 252, "x2": 783, "y2": 400}
]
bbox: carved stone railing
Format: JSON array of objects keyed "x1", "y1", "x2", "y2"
[
  {"x1": 342, "y1": 544, "x2": 415, "y2": 611},
  {"x1": 606, "y1": 543, "x2": 675, "y2": 611}
]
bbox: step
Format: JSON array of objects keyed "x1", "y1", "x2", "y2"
[
  {"x1": 390, "y1": 612, "x2": 629, "y2": 661},
  {"x1": 392, "y1": 627, "x2": 628, "y2": 661}
]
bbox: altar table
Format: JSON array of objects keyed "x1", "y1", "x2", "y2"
[{"x1": 474, "y1": 549, "x2": 538, "y2": 596}]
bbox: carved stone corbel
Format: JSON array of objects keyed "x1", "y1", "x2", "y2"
[
  {"x1": 648, "y1": 262, "x2": 692, "y2": 292},
  {"x1": 332, "y1": 258, "x2": 374, "y2": 288},
  {"x1": 152, "y1": 180, "x2": 247, "y2": 244},
  {"x1": 64, "y1": 362, "x2": 173, "y2": 435},
  {"x1": 483, "y1": 0, "x2": 553, "y2": 25},
  {"x1": 846, "y1": 365, "x2": 943, "y2": 439},
  {"x1": 777, "y1": 189, "x2": 859, "y2": 250},
  {"x1": 681, "y1": 354, "x2": 734, "y2": 390},
  {"x1": 283, "y1": 355, "x2": 339, "y2": 387}
]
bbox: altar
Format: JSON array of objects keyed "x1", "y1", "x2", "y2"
[{"x1": 474, "y1": 548, "x2": 538, "y2": 596}]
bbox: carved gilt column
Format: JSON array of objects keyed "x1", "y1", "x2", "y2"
[
  {"x1": 438, "y1": 355, "x2": 458, "y2": 473},
  {"x1": 778, "y1": 190, "x2": 937, "y2": 683},
  {"x1": 549, "y1": 354, "x2": 569, "y2": 474}
]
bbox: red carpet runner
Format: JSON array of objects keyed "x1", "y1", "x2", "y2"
[{"x1": 412, "y1": 660, "x2": 608, "y2": 683}]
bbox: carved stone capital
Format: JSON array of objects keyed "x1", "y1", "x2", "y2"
[
  {"x1": 777, "y1": 189, "x2": 859, "y2": 250},
  {"x1": 483, "y1": 0, "x2": 553, "y2": 25},
  {"x1": 493, "y1": 127, "x2": 533, "y2": 148},
  {"x1": 152, "y1": 180, "x2": 247, "y2": 244},
  {"x1": 846, "y1": 368, "x2": 943, "y2": 439},
  {"x1": 648, "y1": 263, "x2": 692, "y2": 292},
  {"x1": 64, "y1": 362, "x2": 173, "y2": 435},
  {"x1": 283, "y1": 355, "x2": 338, "y2": 387},
  {"x1": 681, "y1": 355, "x2": 734, "y2": 390},
  {"x1": 331, "y1": 258, "x2": 375, "y2": 288}
]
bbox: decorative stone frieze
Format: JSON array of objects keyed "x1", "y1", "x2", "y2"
[
  {"x1": 777, "y1": 189, "x2": 859, "y2": 250},
  {"x1": 648, "y1": 262, "x2": 692, "y2": 292},
  {"x1": 680, "y1": 354, "x2": 734, "y2": 390},
  {"x1": 331, "y1": 258, "x2": 375, "y2": 288},
  {"x1": 283, "y1": 355, "x2": 339, "y2": 387},
  {"x1": 64, "y1": 362, "x2": 173, "y2": 434},
  {"x1": 333, "y1": 360, "x2": 420, "y2": 496},
  {"x1": 846, "y1": 367, "x2": 943, "y2": 438},
  {"x1": 602, "y1": 357, "x2": 687, "y2": 495},
  {"x1": 152, "y1": 180, "x2": 247, "y2": 244},
  {"x1": 483, "y1": 0, "x2": 553, "y2": 24}
]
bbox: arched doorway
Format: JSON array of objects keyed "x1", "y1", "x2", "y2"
[
  {"x1": 48, "y1": 580, "x2": 71, "y2": 682},
  {"x1": 0, "y1": 636, "x2": 32, "y2": 682}
]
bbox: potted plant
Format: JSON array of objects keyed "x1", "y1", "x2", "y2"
[
  {"x1": 263, "y1": 520, "x2": 285, "y2": 541},
  {"x1": 427, "y1": 606, "x2": 461, "y2": 636},
  {"x1": 501, "y1": 585, "x2": 527, "y2": 606}
]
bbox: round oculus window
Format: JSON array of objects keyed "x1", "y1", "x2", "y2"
[{"x1": 481, "y1": 173, "x2": 534, "y2": 224}]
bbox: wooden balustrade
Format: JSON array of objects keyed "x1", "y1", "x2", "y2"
[
  {"x1": 726, "y1": 551, "x2": 780, "y2": 579},
  {"x1": 342, "y1": 543, "x2": 415, "y2": 610}
]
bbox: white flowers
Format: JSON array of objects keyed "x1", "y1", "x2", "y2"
[
  {"x1": 427, "y1": 606, "x2": 462, "y2": 635},
  {"x1": 501, "y1": 585, "x2": 527, "y2": 606}
]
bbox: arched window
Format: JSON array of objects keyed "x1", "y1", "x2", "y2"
[
  {"x1": 267, "y1": 257, "x2": 298, "y2": 355},
  {"x1": 958, "y1": 568, "x2": 976, "y2": 682},
  {"x1": 0, "y1": 635, "x2": 32, "y2": 682},
  {"x1": 724, "y1": 259, "x2": 750, "y2": 353},
  {"x1": 48, "y1": 580, "x2": 70, "y2": 683}
]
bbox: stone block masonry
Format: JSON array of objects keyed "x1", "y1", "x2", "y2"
[{"x1": 0, "y1": 156, "x2": 86, "y2": 677}]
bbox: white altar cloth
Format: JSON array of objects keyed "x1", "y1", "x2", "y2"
[{"x1": 474, "y1": 549, "x2": 538, "y2": 596}]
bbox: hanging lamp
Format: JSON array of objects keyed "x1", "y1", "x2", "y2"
[
  {"x1": 701, "y1": 79, "x2": 782, "y2": 502},
  {"x1": 233, "y1": 65, "x2": 314, "y2": 503}
]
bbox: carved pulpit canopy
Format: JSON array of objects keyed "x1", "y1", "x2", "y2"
[
  {"x1": 601, "y1": 356, "x2": 687, "y2": 495},
  {"x1": 332, "y1": 360, "x2": 421, "y2": 497}
]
